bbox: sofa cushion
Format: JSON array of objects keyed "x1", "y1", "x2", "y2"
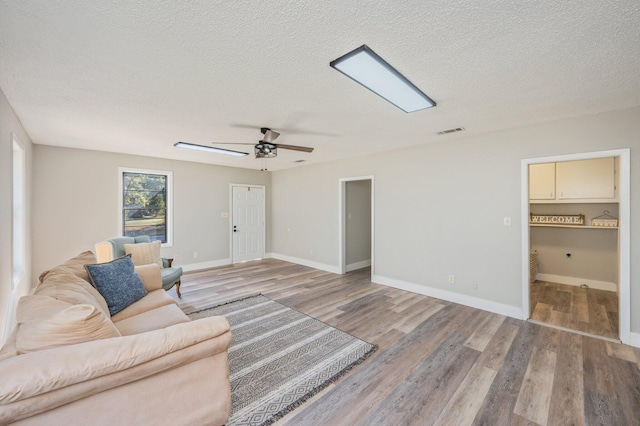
[
  {"x1": 38, "y1": 250, "x2": 96, "y2": 284},
  {"x1": 85, "y1": 255, "x2": 148, "y2": 316},
  {"x1": 110, "y1": 289, "x2": 177, "y2": 322},
  {"x1": 0, "y1": 329, "x2": 18, "y2": 361},
  {"x1": 15, "y1": 295, "x2": 120, "y2": 353},
  {"x1": 125, "y1": 240, "x2": 162, "y2": 268},
  {"x1": 114, "y1": 303, "x2": 189, "y2": 336},
  {"x1": 36, "y1": 272, "x2": 111, "y2": 317},
  {"x1": 0, "y1": 316, "x2": 231, "y2": 408},
  {"x1": 35, "y1": 251, "x2": 111, "y2": 316},
  {"x1": 135, "y1": 264, "x2": 163, "y2": 292}
]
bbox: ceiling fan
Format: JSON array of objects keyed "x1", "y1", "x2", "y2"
[{"x1": 212, "y1": 127, "x2": 314, "y2": 158}]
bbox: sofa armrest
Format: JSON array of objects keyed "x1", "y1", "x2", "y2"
[
  {"x1": 0, "y1": 316, "x2": 231, "y2": 422},
  {"x1": 134, "y1": 264, "x2": 163, "y2": 292}
]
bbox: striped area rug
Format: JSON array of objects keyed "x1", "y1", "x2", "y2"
[{"x1": 187, "y1": 294, "x2": 377, "y2": 426}]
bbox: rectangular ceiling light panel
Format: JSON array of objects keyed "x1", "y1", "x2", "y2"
[
  {"x1": 174, "y1": 141, "x2": 248, "y2": 156},
  {"x1": 330, "y1": 45, "x2": 436, "y2": 113}
]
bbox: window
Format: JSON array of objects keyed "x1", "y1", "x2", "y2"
[
  {"x1": 12, "y1": 135, "x2": 25, "y2": 289},
  {"x1": 119, "y1": 168, "x2": 173, "y2": 245}
]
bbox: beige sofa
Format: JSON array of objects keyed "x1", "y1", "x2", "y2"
[{"x1": 0, "y1": 251, "x2": 232, "y2": 426}]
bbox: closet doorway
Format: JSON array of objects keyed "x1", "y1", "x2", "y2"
[
  {"x1": 521, "y1": 149, "x2": 630, "y2": 344},
  {"x1": 338, "y1": 176, "x2": 374, "y2": 276}
]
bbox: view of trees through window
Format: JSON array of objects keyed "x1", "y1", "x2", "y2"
[{"x1": 122, "y1": 172, "x2": 167, "y2": 243}]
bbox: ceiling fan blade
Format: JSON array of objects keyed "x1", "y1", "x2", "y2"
[
  {"x1": 261, "y1": 129, "x2": 280, "y2": 143},
  {"x1": 175, "y1": 141, "x2": 248, "y2": 156},
  {"x1": 276, "y1": 144, "x2": 314, "y2": 153}
]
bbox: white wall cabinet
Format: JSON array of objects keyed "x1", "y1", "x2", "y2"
[
  {"x1": 556, "y1": 157, "x2": 615, "y2": 200},
  {"x1": 529, "y1": 163, "x2": 556, "y2": 200},
  {"x1": 530, "y1": 157, "x2": 617, "y2": 203}
]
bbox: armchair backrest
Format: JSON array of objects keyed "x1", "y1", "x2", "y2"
[{"x1": 95, "y1": 236, "x2": 151, "y2": 263}]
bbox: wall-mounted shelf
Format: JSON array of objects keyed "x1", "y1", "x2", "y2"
[{"x1": 530, "y1": 224, "x2": 618, "y2": 230}]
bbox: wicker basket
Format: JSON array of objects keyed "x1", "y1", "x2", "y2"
[{"x1": 529, "y1": 251, "x2": 538, "y2": 283}]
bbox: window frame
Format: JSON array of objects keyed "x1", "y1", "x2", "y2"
[
  {"x1": 12, "y1": 134, "x2": 26, "y2": 290},
  {"x1": 118, "y1": 167, "x2": 173, "y2": 247}
]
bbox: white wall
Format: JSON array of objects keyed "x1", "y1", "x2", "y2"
[
  {"x1": 0, "y1": 87, "x2": 33, "y2": 343},
  {"x1": 345, "y1": 180, "x2": 371, "y2": 267},
  {"x1": 32, "y1": 145, "x2": 271, "y2": 278},
  {"x1": 271, "y1": 106, "x2": 640, "y2": 332}
]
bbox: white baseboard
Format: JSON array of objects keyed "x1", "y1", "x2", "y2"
[
  {"x1": 373, "y1": 274, "x2": 523, "y2": 319},
  {"x1": 535, "y1": 273, "x2": 617, "y2": 292},
  {"x1": 180, "y1": 258, "x2": 231, "y2": 272},
  {"x1": 175, "y1": 256, "x2": 640, "y2": 348},
  {"x1": 270, "y1": 253, "x2": 340, "y2": 274},
  {"x1": 346, "y1": 259, "x2": 371, "y2": 272}
]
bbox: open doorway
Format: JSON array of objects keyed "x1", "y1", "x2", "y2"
[
  {"x1": 339, "y1": 176, "x2": 374, "y2": 276},
  {"x1": 521, "y1": 149, "x2": 630, "y2": 344}
]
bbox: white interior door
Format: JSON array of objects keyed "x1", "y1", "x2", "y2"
[{"x1": 232, "y1": 185, "x2": 265, "y2": 263}]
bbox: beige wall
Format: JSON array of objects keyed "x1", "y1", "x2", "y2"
[
  {"x1": 32, "y1": 145, "x2": 271, "y2": 278},
  {"x1": 345, "y1": 180, "x2": 371, "y2": 266},
  {"x1": 271, "y1": 106, "x2": 640, "y2": 332},
  {"x1": 0, "y1": 87, "x2": 33, "y2": 343}
]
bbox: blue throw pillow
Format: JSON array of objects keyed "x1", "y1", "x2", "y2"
[{"x1": 85, "y1": 254, "x2": 148, "y2": 316}]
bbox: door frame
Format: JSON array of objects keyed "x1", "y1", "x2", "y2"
[
  {"x1": 338, "y1": 176, "x2": 375, "y2": 276},
  {"x1": 520, "y1": 148, "x2": 630, "y2": 344},
  {"x1": 229, "y1": 184, "x2": 266, "y2": 263}
]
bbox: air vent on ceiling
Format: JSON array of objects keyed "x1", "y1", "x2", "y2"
[
  {"x1": 437, "y1": 127, "x2": 465, "y2": 135},
  {"x1": 294, "y1": 160, "x2": 306, "y2": 163}
]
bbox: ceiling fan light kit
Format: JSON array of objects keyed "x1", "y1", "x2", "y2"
[
  {"x1": 330, "y1": 44, "x2": 436, "y2": 113},
  {"x1": 255, "y1": 143, "x2": 277, "y2": 158}
]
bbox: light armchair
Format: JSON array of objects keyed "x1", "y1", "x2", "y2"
[{"x1": 95, "y1": 236, "x2": 183, "y2": 297}]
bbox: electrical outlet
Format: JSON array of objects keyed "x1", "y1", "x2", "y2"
[
  {"x1": 448, "y1": 275, "x2": 455, "y2": 284},
  {"x1": 193, "y1": 251, "x2": 198, "y2": 259},
  {"x1": 472, "y1": 281, "x2": 478, "y2": 290},
  {"x1": 503, "y1": 216, "x2": 512, "y2": 226}
]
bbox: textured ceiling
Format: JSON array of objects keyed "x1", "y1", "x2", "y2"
[{"x1": 1, "y1": 1, "x2": 639, "y2": 170}]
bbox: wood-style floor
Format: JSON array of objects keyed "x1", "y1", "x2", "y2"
[
  {"x1": 170, "y1": 259, "x2": 640, "y2": 426},
  {"x1": 530, "y1": 280, "x2": 619, "y2": 340}
]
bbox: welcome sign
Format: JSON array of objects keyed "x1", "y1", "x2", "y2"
[{"x1": 530, "y1": 214, "x2": 585, "y2": 225}]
